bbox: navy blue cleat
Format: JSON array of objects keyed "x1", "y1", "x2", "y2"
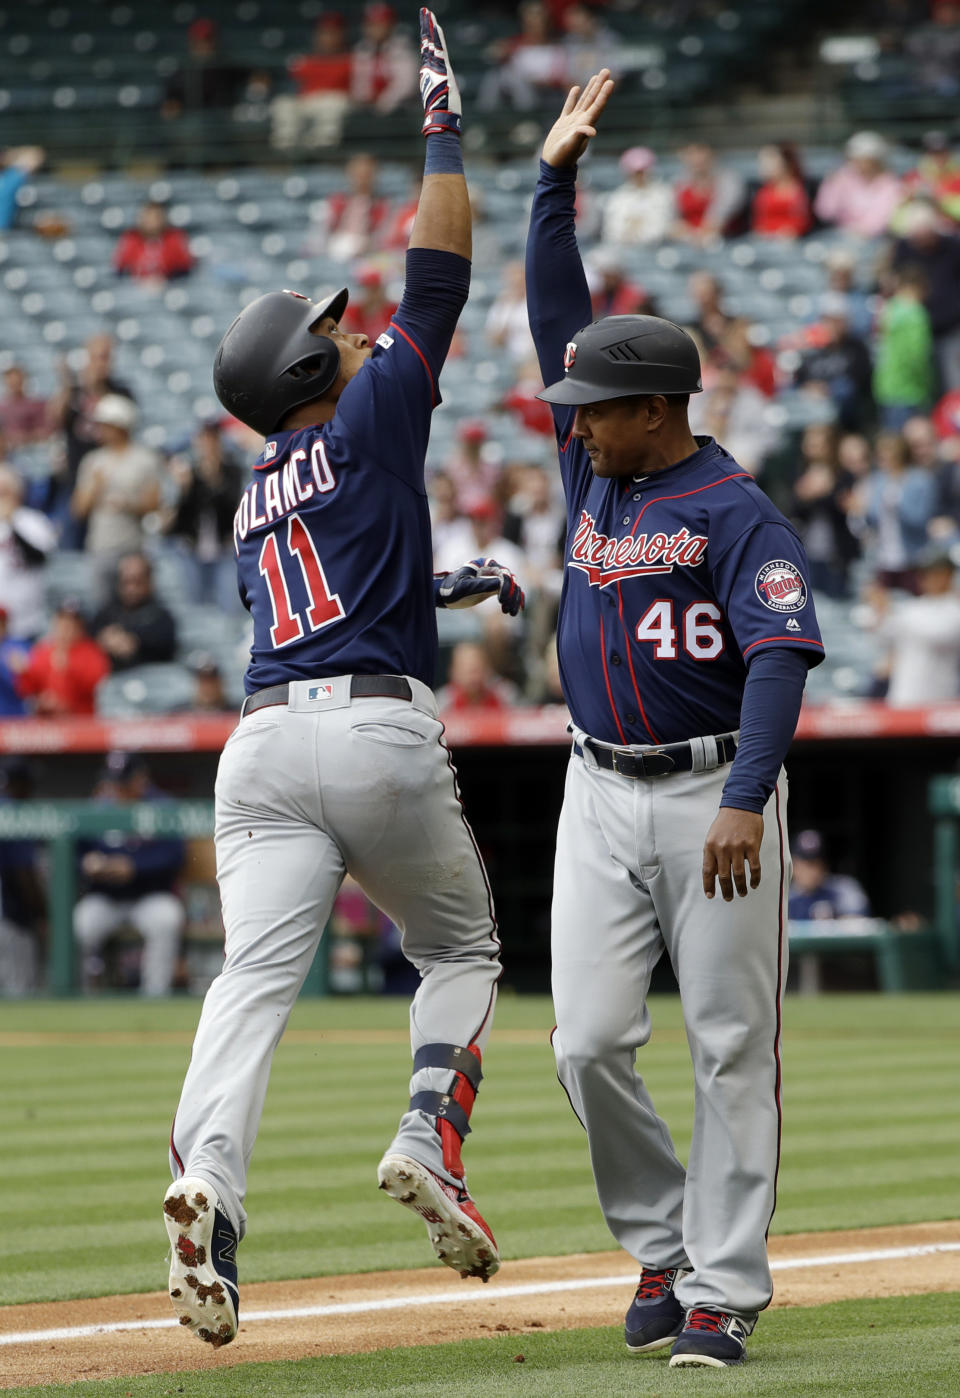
[
  {"x1": 163, "y1": 1177, "x2": 240, "y2": 1348},
  {"x1": 624, "y1": 1266, "x2": 686, "y2": 1352},
  {"x1": 670, "y1": 1307, "x2": 749, "y2": 1367}
]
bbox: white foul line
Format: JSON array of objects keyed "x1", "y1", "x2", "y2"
[{"x1": 2, "y1": 1240, "x2": 958, "y2": 1349}]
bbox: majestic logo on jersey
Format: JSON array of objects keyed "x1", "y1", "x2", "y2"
[
  {"x1": 568, "y1": 510, "x2": 708, "y2": 588},
  {"x1": 755, "y1": 560, "x2": 807, "y2": 612},
  {"x1": 786, "y1": 617, "x2": 802, "y2": 631},
  {"x1": 563, "y1": 341, "x2": 577, "y2": 371},
  {"x1": 308, "y1": 683, "x2": 334, "y2": 700}
]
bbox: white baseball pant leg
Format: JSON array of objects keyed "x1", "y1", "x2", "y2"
[
  {"x1": 551, "y1": 750, "x2": 789, "y2": 1325},
  {"x1": 169, "y1": 677, "x2": 500, "y2": 1237}
]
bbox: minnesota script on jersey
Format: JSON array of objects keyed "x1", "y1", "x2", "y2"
[
  {"x1": 527, "y1": 161, "x2": 824, "y2": 747},
  {"x1": 231, "y1": 248, "x2": 469, "y2": 695}
]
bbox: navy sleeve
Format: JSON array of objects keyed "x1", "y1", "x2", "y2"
[
  {"x1": 391, "y1": 247, "x2": 471, "y2": 380},
  {"x1": 710, "y1": 519, "x2": 825, "y2": 668},
  {"x1": 326, "y1": 247, "x2": 470, "y2": 491},
  {"x1": 720, "y1": 648, "x2": 808, "y2": 813},
  {"x1": 525, "y1": 162, "x2": 593, "y2": 437}
]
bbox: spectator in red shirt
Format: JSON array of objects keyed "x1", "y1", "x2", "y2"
[
  {"x1": 0, "y1": 366, "x2": 51, "y2": 447},
  {"x1": 751, "y1": 143, "x2": 812, "y2": 239},
  {"x1": 932, "y1": 385, "x2": 960, "y2": 439},
  {"x1": 717, "y1": 318, "x2": 778, "y2": 398},
  {"x1": 114, "y1": 202, "x2": 194, "y2": 284},
  {"x1": 501, "y1": 355, "x2": 556, "y2": 437},
  {"x1": 380, "y1": 175, "x2": 421, "y2": 251},
  {"x1": 436, "y1": 641, "x2": 518, "y2": 712},
  {"x1": 441, "y1": 421, "x2": 502, "y2": 517},
  {"x1": 340, "y1": 265, "x2": 397, "y2": 344},
  {"x1": 308, "y1": 152, "x2": 389, "y2": 264},
  {"x1": 673, "y1": 142, "x2": 746, "y2": 243},
  {"x1": 586, "y1": 247, "x2": 655, "y2": 318},
  {"x1": 271, "y1": 12, "x2": 353, "y2": 150},
  {"x1": 350, "y1": 3, "x2": 417, "y2": 116},
  {"x1": 479, "y1": 0, "x2": 565, "y2": 110},
  {"x1": 17, "y1": 600, "x2": 110, "y2": 716}
]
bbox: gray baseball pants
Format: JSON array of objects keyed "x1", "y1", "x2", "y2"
[
  {"x1": 74, "y1": 892, "x2": 183, "y2": 997},
  {"x1": 169, "y1": 676, "x2": 501, "y2": 1237},
  {"x1": 551, "y1": 745, "x2": 789, "y2": 1326}
]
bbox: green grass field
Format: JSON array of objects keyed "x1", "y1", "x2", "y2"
[
  {"x1": 4, "y1": 1294, "x2": 957, "y2": 1398},
  {"x1": 2, "y1": 992, "x2": 958, "y2": 1395}
]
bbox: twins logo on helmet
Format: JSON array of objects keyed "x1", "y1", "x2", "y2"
[{"x1": 755, "y1": 560, "x2": 807, "y2": 613}]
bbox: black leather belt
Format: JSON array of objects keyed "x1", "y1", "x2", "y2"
[
  {"x1": 574, "y1": 732, "x2": 737, "y2": 778},
  {"x1": 241, "y1": 674, "x2": 413, "y2": 717}
]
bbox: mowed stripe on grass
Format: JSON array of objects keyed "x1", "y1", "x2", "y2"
[{"x1": 1, "y1": 993, "x2": 958, "y2": 1305}]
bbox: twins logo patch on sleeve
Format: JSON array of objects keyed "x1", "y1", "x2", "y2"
[{"x1": 755, "y1": 560, "x2": 807, "y2": 613}]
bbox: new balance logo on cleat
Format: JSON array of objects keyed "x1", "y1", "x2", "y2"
[
  {"x1": 163, "y1": 1177, "x2": 240, "y2": 1349},
  {"x1": 670, "y1": 1308, "x2": 749, "y2": 1367}
]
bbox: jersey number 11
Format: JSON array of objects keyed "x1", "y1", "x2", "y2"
[{"x1": 258, "y1": 512, "x2": 346, "y2": 648}]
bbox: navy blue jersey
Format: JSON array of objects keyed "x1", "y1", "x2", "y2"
[
  {"x1": 526, "y1": 161, "x2": 824, "y2": 749},
  {"x1": 233, "y1": 249, "x2": 470, "y2": 694}
]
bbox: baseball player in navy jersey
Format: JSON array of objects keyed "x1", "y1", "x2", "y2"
[
  {"x1": 526, "y1": 74, "x2": 825, "y2": 1368},
  {"x1": 161, "y1": 11, "x2": 524, "y2": 1349}
]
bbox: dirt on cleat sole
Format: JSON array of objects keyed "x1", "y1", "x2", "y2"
[
  {"x1": 377, "y1": 1153, "x2": 499, "y2": 1283},
  {"x1": 163, "y1": 1178, "x2": 239, "y2": 1348}
]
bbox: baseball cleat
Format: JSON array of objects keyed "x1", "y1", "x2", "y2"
[
  {"x1": 163, "y1": 1176, "x2": 239, "y2": 1348},
  {"x1": 377, "y1": 1152, "x2": 499, "y2": 1282},
  {"x1": 624, "y1": 1265, "x2": 687, "y2": 1352},
  {"x1": 670, "y1": 1308, "x2": 749, "y2": 1367}
]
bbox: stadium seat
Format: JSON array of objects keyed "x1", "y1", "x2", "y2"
[{"x1": 96, "y1": 663, "x2": 196, "y2": 717}]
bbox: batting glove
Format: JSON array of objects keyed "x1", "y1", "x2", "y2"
[
  {"x1": 435, "y1": 558, "x2": 525, "y2": 615},
  {"x1": 419, "y1": 7, "x2": 462, "y2": 137}
]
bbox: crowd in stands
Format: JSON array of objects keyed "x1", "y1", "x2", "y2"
[{"x1": 5, "y1": 85, "x2": 960, "y2": 713}]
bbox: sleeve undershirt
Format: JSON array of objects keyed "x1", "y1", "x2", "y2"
[{"x1": 720, "y1": 647, "x2": 810, "y2": 813}]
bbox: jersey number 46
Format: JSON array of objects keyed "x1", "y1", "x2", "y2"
[
  {"x1": 258, "y1": 512, "x2": 345, "y2": 648},
  {"x1": 635, "y1": 600, "x2": 724, "y2": 660}
]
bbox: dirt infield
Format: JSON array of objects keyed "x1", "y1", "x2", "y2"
[{"x1": 2, "y1": 1220, "x2": 958, "y2": 1389}]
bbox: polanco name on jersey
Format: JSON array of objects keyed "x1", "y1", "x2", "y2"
[
  {"x1": 569, "y1": 509, "x2": 708, "y2": 589},
  {"x1": 232, "y1": 438, "x2": 338, "y2": 550}
]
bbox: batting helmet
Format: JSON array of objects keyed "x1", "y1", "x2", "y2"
[
  {"x1": 537, "y1": 314, "x2": 702, "y2": 406},
  {"x1": 213, "y1": 286, "x2": 349, "y2": 436}
]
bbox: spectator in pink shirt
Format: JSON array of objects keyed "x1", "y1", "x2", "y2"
[{"x1": 814, "y1": 132, "x2": 903, "y2": 239}]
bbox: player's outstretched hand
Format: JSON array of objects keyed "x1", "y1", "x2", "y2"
[
  {"x1": 702, "y1": 808, "x2": 764, "y2": 902},
  {"x1": 437, "y1": 558, "x2": 525, "y2": 615},
  {"x1": 542, "y1": 69, "x2": 615, "y2": 169},
  {"x1": 419, "y1": 7, "x2": 462, "y2": 137}
]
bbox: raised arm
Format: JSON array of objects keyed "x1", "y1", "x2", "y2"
[
  {"x1": 408, "y1": 9, "x2": 471, "y2": 261},
  {"x1": 525, "y1": 72, "x2": 615, "y2": 396}
]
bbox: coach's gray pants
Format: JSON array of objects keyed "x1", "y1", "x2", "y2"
[
  {"x1": 169, "y1": 677, "x2": 501, "y2": 1237},
  {"x1": 551, "y1": 749, "x2": 789, "y2": 1325}
]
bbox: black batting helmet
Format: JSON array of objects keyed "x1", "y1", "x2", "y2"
[
  {"x1": 537, "y1": 314, "x2": 702, "y2": 406},
  {"x1": 213, "y1": 286, "x2": 349, "y2": 436}
]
